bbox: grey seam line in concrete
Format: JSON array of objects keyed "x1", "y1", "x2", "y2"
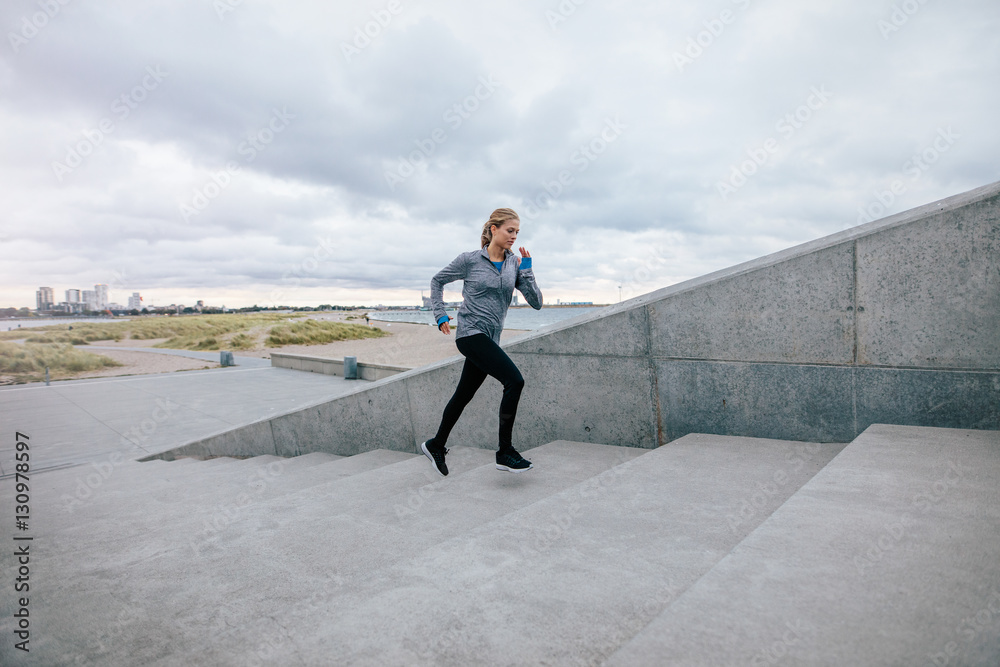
[
  {"x1": 851, "y1": 362, "x2": 859, "y2": 438},
  {"x1": 404, "y1": 377, "x2": 419, "y2": 452},
  {"x1": 0, "y1": 366, "x2": 273, "y2": 393},
  {"x1": 512, "y1": 352, "x2": 1000, "y2": 373},
  {"x1": 1, "y1": 461, "x2": 86, "y2": 481},
  {"x1": 642, "y1": 305, "x2": 662, "y2": 446},
  {"x1": 852, "y1": 239, "x2": 859, "y2": 365},
  {"x1": 46, "y1": 385, "x2": 154, "y2": 455},
  {"x1": 267, "y1": 420, "x2": 279, "y2": 457}
]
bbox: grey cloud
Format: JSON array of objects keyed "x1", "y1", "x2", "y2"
[{"x1": 1, "y1": 0, "x2": 998, "y2": 308}]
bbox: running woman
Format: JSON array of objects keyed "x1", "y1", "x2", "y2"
[{"x1": 420, "y1": 208, "x2": 543, "y2": 476}]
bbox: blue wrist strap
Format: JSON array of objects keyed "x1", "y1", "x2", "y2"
[
  {"x1": 436, "y1": 315, "x2": 448, "y2": 325},
  {"x1": 520, "y1": 257, "x2": 532, "y2": 270}
]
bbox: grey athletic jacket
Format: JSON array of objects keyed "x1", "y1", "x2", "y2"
[{"x1": 431, "y1": 247, "x2": 543, "y2": 343}]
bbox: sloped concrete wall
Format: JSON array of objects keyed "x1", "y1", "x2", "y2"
[{"x1": 153, "y1": 181, "x2": 1000, "y2": 460}]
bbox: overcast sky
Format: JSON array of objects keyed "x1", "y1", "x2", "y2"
[{"x1": 1, "y1": 0, "x2": 997, "y2": 309}]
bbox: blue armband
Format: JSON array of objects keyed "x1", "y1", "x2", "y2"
[
  {"x1": 436, "y1": 315, "x2": 449, "y2": 325},
  {"x1": 519, "y1": 257, "x2": 532, "y2": 270}
]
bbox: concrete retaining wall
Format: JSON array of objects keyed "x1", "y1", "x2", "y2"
[
  {"x1": 158, "y1": 180, "x2": 1000, "y2": 460},
  {"x1": 270, "y1": 352, "x2": 409, "y2": 381}
]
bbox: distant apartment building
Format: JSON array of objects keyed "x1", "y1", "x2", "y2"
[
  {"x1": 95, "y1": 284, "x2": 109, "y2": 309},
  {"x1": 127, "y1": 292, "x2": 143, "y2": 310},
  {"x1": 82, "y1": 290, "x2": 98, "y2": 311},
  {"x1": 65, "y1": 289, "x2": 81, "y2": 303},
  {"x1": 36, "y1": 286, "x2": 54, "y2": 311}
]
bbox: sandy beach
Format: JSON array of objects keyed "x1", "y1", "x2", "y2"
[
  {"x1": 17, "y1": 312, "x2": 532, "y2": 383},
  {"x1": 240, "y1": 318, "x2": 531, "y2": 367},
  {"x1": 64, "y1": 348, "x2": 220, "y2": 378}
]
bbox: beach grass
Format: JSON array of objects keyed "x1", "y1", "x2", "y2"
[
  {"x1": 227, "y1": 332, "x2": 257, "y2": 350},
  {"x1": 0, "y1": 341, "x2": 122, "y2": 383},
  {"x1": 0, "y1": 313, "x2": 303, "y2": 349},
  {"x1": 3, "y1": 323, "x2": 129, "y2": 344},
  {"x1": 0, "y1": 314, "x2": 390, "y2": 365},
  {"x1": 265, "y1": 319, "x2": 388, "y2": 347}
]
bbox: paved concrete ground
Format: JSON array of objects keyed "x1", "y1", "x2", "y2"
[
  {"x1": 80, "y1": 345, "x2": 273, "y2": 368},
  {"x1": 0, "y1": 365, "x2": 371, "y2": 478}
]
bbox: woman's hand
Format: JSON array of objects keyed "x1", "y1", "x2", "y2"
[
  {"x1": 519, "y1": 247, "x2": 531, "y2": 259},
  {"x1": 439, "y1": 320, "x2": 451, "y2": 335}
]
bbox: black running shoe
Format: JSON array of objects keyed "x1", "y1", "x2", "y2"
[
  {"x1": 496, "y1": 448, "x2": 533, "y2": 473},
  {"x1": 420, "y1": 439, "x2": 449, "y2": 477}
]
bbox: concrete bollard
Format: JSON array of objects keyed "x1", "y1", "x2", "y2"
[
  {"x1": 220, "y1": 351, "x2": 235, "y2": 367},
  {"x1": 344, "y1": 356, "x2": 358, "y2": 380}
]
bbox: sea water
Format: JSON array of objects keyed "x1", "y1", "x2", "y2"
[{"x1": 367, "y1": 306, "x2": 603, "y2": 331}]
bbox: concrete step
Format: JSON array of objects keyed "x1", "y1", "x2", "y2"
[
  {"x1": 31, "y1": 446, "x2": 496, "y2": 579},
  {"x1": 165, "y1": 457, "x2": 198, "y2": 465},
  {"x1": 289, "y1": 451, "x2": 342, "y2": 465},
  {"x1": 29, "y1": 447, "x2": 473, "y2": 583},
  {"x1": 199, "y1": 456, "x2": 240, "y2": 467},
  {"x1": 29, "y1": 451, "x2": 359, "y2": 509},
  {"x1": 30, "y1": 449, "x2": 415, "y2": 539},
  {"x1": 200, "y1": 434, "x2": 843, "y2": 666},
  {"x1": 22, "y1": 441, "x2": 646, "y2": 665},
  {"x1": 605, "y1": 424, "x2": 1000, "y2": 666}
]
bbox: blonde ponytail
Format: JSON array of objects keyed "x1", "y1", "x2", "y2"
[{"x1": 481, "y1": 208, "x2": 519, "y2": 248}]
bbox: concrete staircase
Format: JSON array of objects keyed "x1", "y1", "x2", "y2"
[{"x1": 2, "y1": 424, "x2": 998, "y2": 665}]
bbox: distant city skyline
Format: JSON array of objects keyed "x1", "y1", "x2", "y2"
[{"x1": 18, "y1": 282, "x2": 605, "y2": 313}]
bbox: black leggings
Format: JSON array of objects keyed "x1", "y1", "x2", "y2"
[{"x1": 433, "y1": 333, "x2": 524, "y2": 450}]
